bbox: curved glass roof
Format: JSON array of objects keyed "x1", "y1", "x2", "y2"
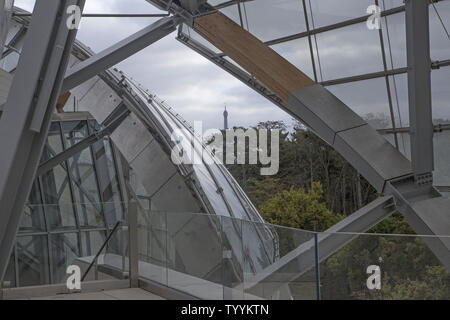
[{"x1": 1, "y1": 7, "x2": 278, "y2": 272}]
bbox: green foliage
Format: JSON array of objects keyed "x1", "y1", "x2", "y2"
[
  {"x1": 382, "y1": 266, "x2": 450, "y2": 300},
  {"x1": 224, "y1": 120, "x2": 450, "y2": 300},
  {"x1": 226, "y1": 120, "x2": 379, "y2": 216},
  {"x1": 259, "y1": 182, "x2": 344, "y2": 232}
]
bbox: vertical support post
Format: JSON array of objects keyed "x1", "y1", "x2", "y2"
[
  {"x1": 314, "y1": 233, "x2": 321, "y2": 300},
  {"x1": 128, "y1": 200, "x2": 139, "y2": 288},
  {"x1": 0, "y1": 0, "x2": 14, "y2": 53},
  {"x1": 0, "y1": 0, "x2": 86, "y2": 283},
  {"x1": 405, "y1": 0, "x2": 434, "y2": 182}
]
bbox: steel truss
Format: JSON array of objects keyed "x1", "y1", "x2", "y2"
[{"x1": 176, "y1": 0, "x2": 450, "y2": 293}]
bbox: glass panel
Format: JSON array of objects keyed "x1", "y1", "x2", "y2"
[
  {"x1": 63, "y1": 121, "x2": 104, "y2": 228},
  {"x1": 166, "y1": 212, "x2": 223, "y2": 299},
  {"x1": 221, "y1": 216, "x2": 244, "y2": 300},
  {"x1": 92, "y1": 137, "x2": 124, "y2": 227},
  {"x1": 138, "y1": 211, "x2": 168, "y2": 285},
  {"x1": 219, "y1": 3, "x2": 241, "y2": 25},
  {"x1": 243, "y1": 0, "x2": 307, "y2": 42},
  {"x1": 381, "y1": 12, "x2": 407, "y2": 69},
  {"x1": 21, "y1": 182, "x2": 46, "y2": 233},
  {"x1": 271, "y1": 37, "x2": 315, "y2": 80},
  {"x1": 328, "y1": 77, "x2": 392, "y2": 129},
  {"x1": 41, "y1": 122, "x2": 64, "y2": 163},
  {"x1": 308, "y1": 0, "x2": 374, "y2": 28},
  {"x1": 81, "y1": 230, "x2": 107, "y2": 257},
  {"x1": 50, "y1": 233, "x2": 80, "y2": 284},
  {"x1": 315, "y1": 22, "x2": 384, "y2": 81},
  {"x1": 387, "y1": 73, "x2": 409, "y2": 128},
  {"x1": 104, "y1": 224, "x2": 128, "y2": 273},
  {"x1": 430, "y1": 1, "x2": 450, "y2": 61},
  {"x1": 434, "y1": 131, "x2": 450, "y2": 187},
  {"x1": 41, "y1": 167, "x2": 77, "y2": 230},
  {"x1": 432, "y1": 68, "x2": 450, "y2": 124},
  {"x1": 244, "y1": 222, "x2": 316, "y2": 300},
  {"x1": 17, "y1": 235, "x2": 50, "y2": 287},
  {"x1": 382, "y1": 0, "x2": 404, "y2": 10},
  {"x1": 181, "y1": 24, "x2": 222, "y2": 54},
  {"x1": 2, "y1": 250, "x2": 16, "y2": 288}
]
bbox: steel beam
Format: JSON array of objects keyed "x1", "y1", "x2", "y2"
[
  {"x1": 128, "y1": 201, "x2": 139, "y2": 288},
  {"x1": 0, "y1": 0, "x2": 86, "y2": 283},
  {"x1": 0, "y1": 0, "x2": 14, "y2": 53},
  {"x1": 385, "y1": 178, "x2": 450, "y2": 270},
  {"x1": 243, "y1": 196, "x2": 397, "y2": 298},
  {"x1": 405, "y1": 0, "x2": 434, "y2": 181},
  {"x1": 62, "y1": 15, "x2": 181, "y2": 92}
]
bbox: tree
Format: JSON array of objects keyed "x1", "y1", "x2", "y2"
[{"x1": 259, "y1": 182, "x2": 344, "y2": 232}]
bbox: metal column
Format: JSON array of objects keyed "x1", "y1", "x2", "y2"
[
  {"x1": 405, "y1": 0, "x2": 434, "y2": 182},
  {"x1": 0, "y1": 0, "x2": 85, "y2": 282},
  {"x1": 128, "y1": 201, "x2": 139, "y2": 288}
]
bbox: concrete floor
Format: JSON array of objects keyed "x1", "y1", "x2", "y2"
[{"x1": 27, "y1": 288, "x2": 165, "y2": 300}]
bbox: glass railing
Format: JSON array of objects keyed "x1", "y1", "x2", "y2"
[
  {"x1": 5, "y1": 201, "x2": 450, "y2": 300},
  {"x1": 3, "y1": 202, "x2": 130, "y2": 289},
  {"x1": 137, "y1": 209, "x2": 450, "y2": 300}
]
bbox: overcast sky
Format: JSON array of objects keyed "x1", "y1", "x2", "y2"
[{"x1": 13, "y1": 0, "x2": 450, "y2": 131}]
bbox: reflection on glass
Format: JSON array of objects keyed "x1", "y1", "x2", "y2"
[
  {"x1": 328, "y1": 77, "x2": 391, "y2": 129},
  {"x1": 81, "y1": 231, "x2": 107, "y2": 257},
  {"x1": 432, "y1": 68, "x2": 450, "y2": 123},
  {"x1": 41, "y1": 165, "x2": 77, "y2": 230},
  {"x1": 50, "y1": 233, "x2": 80, "y2": 283},
  {"x1": 243, "y1": 0, "x2": 306, "y2": 41},
  {"x1": 41, "y1": 122, "x2": 64, "y2": 163},
  {"x1": 92, "y1": 135, "x2": 124, "y2": 227},
  {"x1": 381, "y1": 12, "x2": 406, "y2": 69},
  {"x1": 430, "y1": 1, "x2": 450, "y2": 61},
  {"x1": 63, "y1": 121, "x2": 104, "y2": 228},
  {"x1": 166, "y1": 213, "x2": 223, "y2": 299},
  {"x1": 140, "y1": 211, "x2": 168, "y2": 285},
  {"x1": 271, "y1": 37, "x2": 315, "y2": 79},
  {"x1": 315, "y1": 22, "x2": 384, "y2": 81},
  {"x1": 17, "y1": 236, "x2": 50, "y2": 287},
  {"x1": 308, "y1": 0, "x2": 373, "y2": 28},
  {"x1": 21, "y1": 182, "x2": 46, "y2": 233},
  {"x1": 434, "y1": 131, "x2": 450, "y2": 187},
  {"x1": 3, "y1": 250, "x2": 16, "y2": 288}
]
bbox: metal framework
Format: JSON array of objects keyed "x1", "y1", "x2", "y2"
[
  {"x1": 0, "y1": 0, "x2": 449, "y2": 298},
  {"x1": 0, "y1": 0, "x2": 87, "y2": 282}
]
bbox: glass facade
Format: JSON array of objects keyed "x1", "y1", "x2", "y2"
[{"x1": 3, "y1": 117, "x2": 125, "y2": 288}]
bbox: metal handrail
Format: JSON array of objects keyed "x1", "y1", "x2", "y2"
[{"x1": 81, "y1": 220, "x2": 123, "y2": 282}]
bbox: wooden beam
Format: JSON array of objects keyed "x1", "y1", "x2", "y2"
[
  {"x1": 194, "y1": 11, "x2": 315, "y2": 103},
  {"x1": 56, "y1": 92, "x2": 71, "y2": 113}
]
